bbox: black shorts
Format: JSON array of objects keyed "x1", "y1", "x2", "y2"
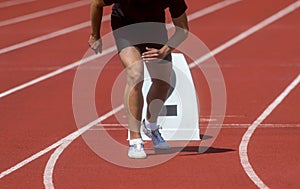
[{"x1": 111, "y1": 15, "x2": 172, "y2": 62}]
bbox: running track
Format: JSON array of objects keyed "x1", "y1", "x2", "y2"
[{"x1": 0, "y1": 0, "x2": 299, "y2": 188}]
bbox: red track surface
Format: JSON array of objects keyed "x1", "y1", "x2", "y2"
[{"x1": 0, "y1": 0, "x2": 299, "y2": 188}]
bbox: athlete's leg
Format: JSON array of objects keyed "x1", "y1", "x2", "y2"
[
  {"x1": 141, "y1": 60, "x2": 172, "y2": 149},
  {"x1": 119, "y1": 46, "x2": 144, "y2": 140},
  {"x1": 146, "y1": 61, "x2": 172, "y2": 122}
]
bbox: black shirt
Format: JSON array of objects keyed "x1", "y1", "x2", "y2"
[{"x1": 103, "y1": 0, "x2": 188, "y2": 23}]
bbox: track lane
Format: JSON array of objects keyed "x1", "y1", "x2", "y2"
[
  {"x1": 189, "y1": 0, "x2": 297, "y2": 123},
  {"x1": 0, "y1": 5, "x2": 91, "y2": 48},
  {"x1": 0, "y1": 0, "x2": 299, "y2": 188},
  {"x1": 249, "y1": 83, "x2": 300, "y2": 188},
  {"x1": 0, "y1": 0, "x2": 235, "y2": 96},
  {"x1": 0, "y1": 18, "x2": 112, "y2": 92},
  {"x1": 0, "y1": 0, "x2": 37, "y2": 8},
  {"x1": 0, "y1": 0, "x2": 90, "y2": 28},
  {"x1": 216, "y1": 6, "x2": 300, "y2": 124},
  {"x1": 51, "y1": 1, "x2": 300, "y2": 188},
  {"x1": 234, "y1": 9, "x2": 300, "y2": 186},
  {"x1": 0, "y1": 0, "x2": 240, "y2": 183},
  {"x1": 41, "y1": 0, "x2": 298, "y2": 188},
  {"x1": 247, "y1": 84, "x2": 300, "y2": 189},
  {"x1": 0, "y1": 0, "x2": 85, "y2": 20}
]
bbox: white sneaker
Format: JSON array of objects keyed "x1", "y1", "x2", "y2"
[{"x1": 128, "y1": 138, "x2": 147, "y2": 159}]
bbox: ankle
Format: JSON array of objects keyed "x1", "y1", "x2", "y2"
[
  {"x1": 145, "y1": 119, "x2": 159, "y2": 131},
  {"x1": 129, "y1": 138, "x2": 143, "y2": 145}
]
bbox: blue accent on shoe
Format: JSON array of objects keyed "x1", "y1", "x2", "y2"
[
  {"x1": 142, "y1": 119, "x2": 170, "y2": 149},
  {"x1": 128, "y1": 143, "x2": 147, "y2": 159},
  {"x1": 150, "y1": 129, "x2": 170, "y2": 149}
]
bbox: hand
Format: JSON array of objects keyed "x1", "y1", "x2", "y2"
[
  {"x1": 88, "y1": 34, "x2": 102, "y2": 54},
  {"x1": 141, "y1": 47, "x2": 168, "y2": 63}
]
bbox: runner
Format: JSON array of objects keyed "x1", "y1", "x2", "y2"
[{"x1": 89, "y1": 0, "x2": 189, "y2": 158}]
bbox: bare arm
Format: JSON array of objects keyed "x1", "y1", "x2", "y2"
[
  {"x1": 89, "y1": 0, "x2": 107, "y2": 53},
  {"x1": 142, "y1": 13, "x2": 189, "y2": 61},
  {"x1": 165, "y1": 13, "x2": 189, "y2": 52}
]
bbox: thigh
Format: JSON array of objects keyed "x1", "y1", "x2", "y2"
[
  {"x1": 146, "y1": 61, "x2": 172, "y2": 84},
  {"x1": 119, "y1": 46, "x2": 144, "y2": 84},
  {"x1": 119, "y1": 46, "x2": 142, "y2": 68}
]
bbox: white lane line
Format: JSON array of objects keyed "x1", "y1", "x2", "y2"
[
  {"x1": 0, "y1": 0, "x2": 297, "y2": 184},
  {"x1": 0, "y1": 0, "x2": 36, "y2": 8},
  {"x1": 188, "y1": 0, "x2": 241, "y2": 20},
  {"x1": 189, "y1": 0, "x2": 300, "y2": 69},
  {"x1": 167, "y1": 0, "x2": 242, "y2": 29},
  {"x1": 95, "y1": 123, "x2": 300, "y2": 128},
  {"x1": 0, "y1": 0, "x2": 239, "y2": 98},
  {"x1": 0, "y1": 14, "x2": 110, "y2": 55},
  {"x1": 42, "y1": 105, "x2": 124, "y2": 188},
  {"x1": 0, "y1": 16, "x2": 104, "y2": 55},
  {"x1": 0, "y1": 0, "x2": 90, "y2": 27},
  {"x1": 95, "y1": 123, "x2": 129, "y2": 127},
  {"x1": 0, "y1": 0, "x2": 242, "y2": 181},
  {"x1": 71, "y1": 123, "x2": 300, "y2": 130},
  {"x1": 0, "y1": 46, "x2": 117, "y2": 99},
  {"x1": 89, "y1": 128, "x2": 127, "y2": 130},
  {"x1": 239, "y1": 74, "x2": 300, "y2": 189},
  {"x1": 0, "y1": 104, "x2": 124, "y2": 180},
  {"x1": 220, "y1": 123, "x2": 300, "y2": 128},
  {"x1": 43, "y1": 1, "x2": 300, "y2": 188},
  {"x1": 0, "y1": 0, "x2": 239, "y2": 55},
  {"x1": 0, "y1": 21, "x2": 89, "y2": 54},
  {"x1": 43, "y1": 140, "x2": 72, "y2": 189}
]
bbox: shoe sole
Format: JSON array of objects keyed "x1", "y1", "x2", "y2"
[
  {"x1": 128, "y1": 154, "x2": 147, "y2": 159},
  {"x1": 154, "y1": 144, "x2": 171, "y2": 150}
]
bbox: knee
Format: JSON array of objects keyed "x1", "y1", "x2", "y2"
[{"x1": 126, "y1": 68, "x2": 144, "y2": 87}]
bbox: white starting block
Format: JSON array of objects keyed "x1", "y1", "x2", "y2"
[{"x1": 129, "y1": 53, "x2": 200, "y2": 141}]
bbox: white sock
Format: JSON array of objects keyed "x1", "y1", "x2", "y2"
[
  {"x1": 129, "y1": 138, "x2": 143, "y2": 145},
  {"x1": 145, "y1": 119, "x2": 159, "y2": 131}
]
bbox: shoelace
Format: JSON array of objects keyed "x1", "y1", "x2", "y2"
[
  {"x1": 133, "y1": 143, "x2": 144, "y2": 151},
  {"x1": 152, "y1": 129, "x2": 165, "y2": 142}
]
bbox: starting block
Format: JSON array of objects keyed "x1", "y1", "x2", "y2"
[{"x1": 129, "y1": 53, "x2": 200, "y2": 141}]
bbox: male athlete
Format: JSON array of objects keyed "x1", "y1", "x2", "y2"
[{"x1": 89, "y1": 0, "x2": 189, "y2": 158}]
